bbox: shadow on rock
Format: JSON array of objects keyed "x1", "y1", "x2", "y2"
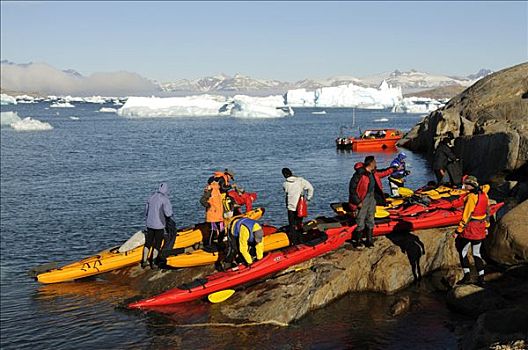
[{"x1": 386, "y1": 231, "x2": 426, "y2": 284}]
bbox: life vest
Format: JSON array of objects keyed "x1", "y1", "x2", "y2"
[
  {"x1": 206, "y1": 182, "x2": 224, "y2": 223},
  {"x1": 213, "y1": 171, "x2": 230, "y2": 186},
  {"x1": 232, "y1": 218, "x2": 258, "y2": 243},
  {"x1": 471, "y1": 192, "x2": 489, "y2": 220}
]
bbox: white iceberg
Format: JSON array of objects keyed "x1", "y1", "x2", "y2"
[
  {"x1": 15, "y1": 95, "x2": 37, "y2": 104},
  {"x1": 2, "y1": 111, "x2": 53, "y2": 131},
  {"x1": 69, "y1": 116, "x2": 80, "y2": 120},
  {"x1": 285, "y1": 80, "x2": 402, "y2": 109},
  {"x1": 99, "y1": 107, "x2": 118, "y2": 113},
  {"x1": 50, "y1": 101, "x2": 75, "y2": 108},
  {"x1": 228, "y1": 95, "x2": 292, "y2": 118},
  {"x1": 391, "y1": 97, "x2": 445, "y2": 114},
  {"x1": 118, "y1": 94, "x2": 292, "y2": 118},
  {"x1": 1, "y1": 93, "x2": 17, "y2": 105},
  {"x1": 1, "y1": 111, "x2": 22, "y2": 125}
]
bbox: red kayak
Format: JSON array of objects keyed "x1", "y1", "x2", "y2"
[
  {"x1": 388, "y1": 196, "x2": 466, "y2": 218},
  {"x1": 128, "y1": 226, "x2": 353, "y2": 309},
  {"x1": 376, "y1": 202, "x2": 503, "y2": 236}
]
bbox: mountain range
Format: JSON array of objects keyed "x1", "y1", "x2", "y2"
[{"x1": 158, "y1": 69, "x2": 493, "y2": 95}]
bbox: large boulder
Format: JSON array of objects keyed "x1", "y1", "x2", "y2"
[
  {"x1": 486, "y1": 200, "x2": 528, "y2": 265},
  {"x1": 213, "y1": 227, "x2": 460, "y2": 325},
  {"x1": 111, "y1": 227, "x2": 461, "y2": 325},
  {"x1": 398, "y1": 62, "x2": 528, "y2": 184}
]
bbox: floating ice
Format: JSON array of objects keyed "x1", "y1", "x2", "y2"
[
  {"x1": 118, "y1": 94, "x2": 292, "y2": 118},
  {"x1": 9, "y1": 116, "x2": 53, "y2": 131},
  {"x1": 285, "y1": 80, "x2": 402, "y2": 108},
  {"x1": 1, "y1": 111, "x2": 21, "y2": 125},
  {"x1": 69, "y1": 116, "x2": 80, "y2": 120},
  {"x1": 1, "y1": 94, "x2": 17, "y2": 105},
  {"x1": 391, "y1": 97, "x2": 445, "y2": 114},
  {"x1": 374, "y1": 118, "x2": 389, "y2": 122},
  {"x1": 312, "y1": 111, "x2": 327, "y2": 115},
  {"x1": 99, "y1": 107, "x2": 118, "y2": 113},
  {"x1": 50, "y1": 101, "x2": 75, "y2": 108}
]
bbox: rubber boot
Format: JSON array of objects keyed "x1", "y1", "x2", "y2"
[
  {"x1": 150, "y1": 249, "x2": 159, "y2": 270},
  {"x1": 458, "y1": 273, "x2": 471, "y2": 285},
  {"x1": 352, "y1": 227, "x2": 364, "y2": 248},
  {"x1": 365, "y1": 228, "x2": 374, "y2": 248},
  {"x1": 141, "y1": 247, "x2": 149, "y2": 268}
]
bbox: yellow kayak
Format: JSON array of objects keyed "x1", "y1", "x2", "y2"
[
  {"x1": 35, "y1": 208, "x2": 265, "y2": 284},
  {"x1": 166, "y1": 232, "x2": 290, "y2": 268}
]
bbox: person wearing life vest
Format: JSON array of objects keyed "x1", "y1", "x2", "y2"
[
  {"x1": 282, "y1": 168, "x2": 314, "y2": 246},
  {"x1": 208, "y1": 169, "x2": 236, "y2": 193},
  {"x1": 388, "y1": 152, "x2": 411, "y2": 197},
  {"x1": 225, "y1": 218, "x2": 264, "y2": 266},
  {"x1": 208, "y1": 169, "x2": 237, "y2": 218},
  {"x1": 454, "y1": 175, "x2": 490, "y2": 286},
  {"x1": 348, "y1": 156, "x2": 397, "y2": 248},
  {"x1": 200, "y1": 181, "x2": 225, "y2": 249}
]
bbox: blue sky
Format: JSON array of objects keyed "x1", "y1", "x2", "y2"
[{"x1": 1, "y1": 1, "x2": 527, "y2": 81}]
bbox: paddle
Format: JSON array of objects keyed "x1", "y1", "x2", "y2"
[
  {"x1": 207, "y1": 265, "x2": 311, "y2": 304},
  {"x1": 375, "y1": 207, "x2": 390, "y2": 218}
]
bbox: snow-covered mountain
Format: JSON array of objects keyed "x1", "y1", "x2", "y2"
[{"x1": 159, "y1": 69, "x2": 492, "y2": 94}]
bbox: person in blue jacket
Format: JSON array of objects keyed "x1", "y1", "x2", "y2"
[{"x1": 388, "y1": 152, "x2": 411, "y2": 197}]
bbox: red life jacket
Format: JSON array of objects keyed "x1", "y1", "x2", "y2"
[
  {"x1": 461, "y1": 191, "x2": 490, "y2": 240},
  {"x1": 349, "y1": 162, "x2": 394, "y2": 211},
  {"x1": 472, "y1": 192, "x2": 489, "y2": 217}
]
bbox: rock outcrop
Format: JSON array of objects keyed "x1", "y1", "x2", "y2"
[
  {"x1": 446, "y1": 265, "x2": 528, "y2": 349},
  {"x1": 486, "y1": 200, "x2": 528, "y2": 266},
  {"x1": 114, "y1": 227, "x2": 460, "y2": 325},
  {"x1": 398, "y1": 62, "x2": 528, "y2": 186}
]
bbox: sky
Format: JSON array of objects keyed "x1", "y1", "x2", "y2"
[{"x1": 1, "y1": 1, "x2": 527, "y2": 81}]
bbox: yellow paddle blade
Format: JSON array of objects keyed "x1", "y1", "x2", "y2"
[
  {"x1": 375, "y1": 207, "x2": 390, "y2": 218},
  {"x1": 208, "y1": 289, "x2": 235, "y2": 303},
  {"x1": 385, "y1": 198, "x2": 404, "y2": 208},
  {"x1": 398, "y1": 187, "x2": 414, "y2": 197}
]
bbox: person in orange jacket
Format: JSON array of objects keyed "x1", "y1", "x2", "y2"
[
  {"x1": 454, "y1": 175, "x2": 490, "y2": 286},
  {"x1": 200, "y1": 181, "x2": 225, "y2": 249}
]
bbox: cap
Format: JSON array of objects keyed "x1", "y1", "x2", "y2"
[{"x1": 463, "y1": 175, "x2": 479, "y2": 188}]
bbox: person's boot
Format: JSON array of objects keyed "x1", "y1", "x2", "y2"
[
  {"x1": 351, "y1": 227, "x2": 363, "y2": 248},
  {"x1": 141, "y1": 247, "x2": 149, "y2": 268},
  {"x1": 365, "y1": 228, "x2": 374, "y2": 248},
  {"x1": 458, "y1": 272, "x2": 471, "y2": 285},
  {"x1": 140, "y1": 260, "x2": 148, "y2": 269}
]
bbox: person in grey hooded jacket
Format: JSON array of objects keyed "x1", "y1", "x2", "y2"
[
  {"x1": 142, "y1": 182, "x2": 173, "y2": 269},
  {"x1": 282, "y1": 168, "x2": 314, "y2": 245}
]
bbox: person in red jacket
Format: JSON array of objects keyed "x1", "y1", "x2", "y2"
[
  {"x1": 454, "y1": 175, "x2": 490, "y2": 286},
  {"x1": 348, "y1": 156, "x2": 397, "y2": 248}
]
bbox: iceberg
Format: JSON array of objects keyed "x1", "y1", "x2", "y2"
[
  {"x1": 391, "y1": 97, "x2": 445, "y2": 114},
  {"x1": 10, "y1": 117, "x2": 53, "y2": 131},
  {"x1": 15, "y1": 95, "x2": 37, "y2": 104},
  {"x1": 285, "y1": 80, "x2": 402, "y2": 109},
  {"x1": 1, "y1": 111, "x2": 22, "y2": 125},
  {"x1": 1, "y1": 93, "x2": 17, "y2": 105},
  {"x1": 50, "y1": 101, "x2": 75, "y2": 108},
  {"x1": 99, "y1": 107, "x2": 118, "y2": 113},
  {"x1": 1, "y1": 112, "x2": 53, "y2": 131},
  {"x1": 117, "y1": 94, "x2": 292, "y2": 118}
]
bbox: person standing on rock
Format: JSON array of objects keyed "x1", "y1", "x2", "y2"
[
  {"x1": 349, "y1": 156, "x2": 397, "y2": 248},
  {"x1": 454, "y1": 175, "x2": 490, "y2": 286},
  {"x1": 282, "y1": 168, "x2": 314, "y2": 245},
  {"x1": 433, "y1": 132, "x2": 455, "y2": 184},
  {"x1": 142, "y1": 182, "x2": 174, "y2": 270}
]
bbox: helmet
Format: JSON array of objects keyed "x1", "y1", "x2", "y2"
[{"x1": 398, "y1": 152, "x2": 407, "y2": 160}]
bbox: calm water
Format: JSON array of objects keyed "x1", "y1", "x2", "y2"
[{"x1": 1, "y1": 103, "x2": 457, "y2": 349}]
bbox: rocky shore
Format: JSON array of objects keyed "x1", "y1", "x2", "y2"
[{"x1": 108, "y1": 62, "x2": 528, "y2": 348}]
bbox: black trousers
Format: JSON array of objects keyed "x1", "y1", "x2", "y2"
[
  {"x1": 145, "y1": 228, "x2": 165, "y2": 252},
  {"x1": 434, "y1": 169, "x2": 445, "y2": 185},
  {"x1": 287, "y1": 210, "x2": 302, "y2": 245}
]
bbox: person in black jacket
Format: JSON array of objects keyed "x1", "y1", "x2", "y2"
[{"x1": 433, "y1": 132, "x2": 458, "y2": 185}]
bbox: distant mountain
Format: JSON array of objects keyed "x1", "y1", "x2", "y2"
[
  {"x1": 159, "y1": 69, "x2": 492, "y2": 95},
  {"x1": 62, "y1": 69, "x2": 83, "y2": 78}
]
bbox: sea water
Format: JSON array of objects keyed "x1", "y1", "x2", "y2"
[{"x1": 0, "y1": 103, "x2": 457, "y2": 349}]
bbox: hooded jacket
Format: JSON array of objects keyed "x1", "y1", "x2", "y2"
[
  {"x1": 145, "y1": 183, "x2": 173, "y2": 230},
  {"x1": 283, "y1": 176, "x2": 314, "y2": 211},
  {"x1": 390, "y1": 155, "x2": 407, "y2": 179},
  {"x1": 456, "y1": 184, "x2": 490, "y2": 238},
  {"x1": 348, "y1": 162, "x2": 395, "y2": 210}
]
